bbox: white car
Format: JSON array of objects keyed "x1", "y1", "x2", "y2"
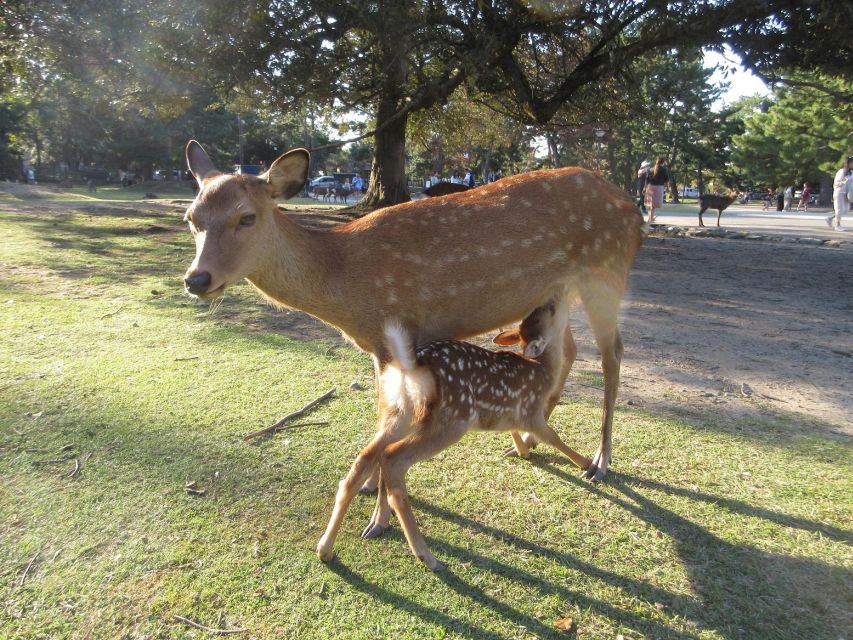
[{"x1": 310, "y1": 176, "x2": 336, "y2": 188}]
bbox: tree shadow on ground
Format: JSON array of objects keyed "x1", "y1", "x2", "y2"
[{"x1": 326, "y1": 460, "x2": 851, "y2": 640}]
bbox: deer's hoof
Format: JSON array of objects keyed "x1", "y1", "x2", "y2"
[{"x1": 361, "y1": 522, "x2": 388, "y2": 540}]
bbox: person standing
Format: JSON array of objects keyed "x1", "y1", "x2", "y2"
[
  {"x1": 636, "y1": 160, "x2": 650, "y2": 216},
  {"x1": 827, "y1": 156, "x2": 853, "y2": 231},
  {"x1": 644, "y1": 157, "x2": 669, "y2": 223},
  {"x1": 796, "y1": 182, "x2": 811, "y2": 212},
  {"x1": 784, "y1": 185, "x2": 794, "y2": 211}
]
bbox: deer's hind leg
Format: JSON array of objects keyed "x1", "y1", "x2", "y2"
[{"x1": 579, "y1": 281, "x2": 624, "y2": 482}]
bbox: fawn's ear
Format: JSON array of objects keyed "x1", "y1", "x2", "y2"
[
  {"x1": 493, "y1": 329, "x2": 521, "y2": 346},
  {"x1": 186, "y1": 140, "x2": 221, "y2": 185},
  {"x1": 264, "y1": 148, "x2": 310, "y2": 199},
  {"x1": 522, "y1": 337, "x2": 547, "y2": 359}
]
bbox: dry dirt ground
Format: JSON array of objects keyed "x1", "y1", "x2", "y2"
[{"x1": 5, "y1": 186, "x2": 851, "y2": 435}]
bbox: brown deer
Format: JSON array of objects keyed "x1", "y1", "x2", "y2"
[
  {"x1": 316, "y1": 297, "x2": 591, "y2": 570},
  {"x1": 182, "y1": 141, "x2": 644, "y2": 481},
  {"x1": 698, "y1": 191, "x2": 738, "y2": 227}
]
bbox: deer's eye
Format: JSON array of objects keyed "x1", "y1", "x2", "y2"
[{"x1": 238, "y1": 214, "x2": 256, "y2": 227}]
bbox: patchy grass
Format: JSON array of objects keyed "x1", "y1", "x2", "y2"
[{"x1": 0, "y1": 193, "x2": 850, "y2": 640}]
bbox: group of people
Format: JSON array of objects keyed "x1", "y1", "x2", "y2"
[
  {"x1": 635, "y1": 155, "x2": 852, "y2": 231},
  {"x1": 635, "y1": 157, "x2": 670, "y2": 223},
  {"x1": 760, "y1": 184, "x2": 812, "y2": 212},
  {"x1": 431, "y1": 171, "x2": 476, "y2": 188}
]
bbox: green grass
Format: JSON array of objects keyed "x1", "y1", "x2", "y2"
[{"x1": 0, "y1": 193, "x2": 850, "y2": 639}]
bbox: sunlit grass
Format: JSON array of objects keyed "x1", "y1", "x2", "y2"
[{"x1": 1, "y1": 194, "x2": 850, "y2": 639}]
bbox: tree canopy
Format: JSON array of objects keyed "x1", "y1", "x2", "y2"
[{"x1": 1, "y1": 0, "x2": 849, "y2": 203}]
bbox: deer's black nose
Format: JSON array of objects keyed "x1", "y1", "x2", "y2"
[{"x1": 184, "y1": 271, "x2": 212, "y2": 294}]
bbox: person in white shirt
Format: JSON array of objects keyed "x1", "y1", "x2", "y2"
[{"x1": 827, "y1": 156, "x2": 853, "y2": 231}]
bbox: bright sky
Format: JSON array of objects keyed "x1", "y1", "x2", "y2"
[{"x1": 703, "y1": 47, "x2": 770, "y2": 109}]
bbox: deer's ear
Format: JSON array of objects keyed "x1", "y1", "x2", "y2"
[
  {"x1": 264, "y1": 148, "x2": 310, "y2": 199},
  {"x1": 186, "y1": 140, "x2": 221, "y2": 185},
  {"x1": 522, "y1": 337, "x2": 547, "y2": 359},
  {"x1": 493, "y1": 329, "x2": 521, "y2": 346}
]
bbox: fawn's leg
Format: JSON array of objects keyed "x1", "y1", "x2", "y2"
[
  {"x1": 506, "y1": 321, "x2": 578, "y2": 458},
  {"x1": 382, "y1": 418, "x2": 468, "y2": 571},
  {"x1": 526, "y1": 418, "x2": 592, "y2": 471},
  {"x1": 317, "y1": 410, "x2": 408, "y2": 562}
]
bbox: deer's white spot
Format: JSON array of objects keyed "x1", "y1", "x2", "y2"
[
  {"x1": 541, "y1": 182, "x2": 552, "y2": 192},
  {"x1": 583, "y1": 216, "x2": 593, "y2": 230}
]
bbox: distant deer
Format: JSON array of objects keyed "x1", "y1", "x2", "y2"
[
  {"x1": 182, "y1": 141, "x2": 645, "y2": 481},
  {"x1": 334, "y1": 184, "x2": 352, "y2": 204},
  {"x1": 423, "y1": 182, "x2": 471, "y2": 197},
  {"x1": 316, "y1": 297, "x2": 591, "y2": 570},
  {"x1": 698, "y1": 191, "x2": 738, "y2": 227}
]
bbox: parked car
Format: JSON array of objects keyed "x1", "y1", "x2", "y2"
[
  {"x1": 679, "y1": 187, "x2": 700, "y2": 198},
  {"x1": 310, "y1": 175, "x2": 336, "y2": 188}
]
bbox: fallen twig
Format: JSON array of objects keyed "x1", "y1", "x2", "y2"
[
  {"x1": 68, "y1": 458, "x2": 80, "y2": 478},
  {"x1": 32, "y1": 458, "x2": 70, "y2": 465},
  {"x1": 173, "y1": 614, "x2": 247, "y2": 635},
  {"x1": 174, "y1": 356, "x2": 200, "y2": 361},
  {"x1": 18, "y1": 547, "x2": 42, "y2": 587},
  {"x1": 99, "y1": 307, "x2": 124, "y2": 319},
  {"x1": 58, "y1": 443, "x2": 76, "y2": 453},
  {"x1": 243, "y1": 388, "x2": 335, "y2": 441},
  {"x1": 184, "y1": 481, "x2": 206, "y2": 496}
]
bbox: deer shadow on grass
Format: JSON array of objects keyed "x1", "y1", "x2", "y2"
[{"x1": 330, "y1": 454, "x2": 850, "y2": 640}]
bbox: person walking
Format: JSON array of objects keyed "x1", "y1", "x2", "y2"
[
  {"x1": 644, "y1": 157, "x2": 669, "y2": 223},
  {"x1": 796, "y1": 182, "x2": 811, "y2": 212},
  {"x1": 636, "y1": 160, "x2": 650, "y2": 216},
  {"x1": 762, "y1": 188, "x2": 774, "y2": 211},
  {"x1": 827, "y1": 156, "x2": 853, "y2": 231}
]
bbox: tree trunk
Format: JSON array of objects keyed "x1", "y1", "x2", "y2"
[
  {"x1": 547, "y1": 133, "x2": 562, "y2": 168},
  {"x1": 818, "y1": 175, "x2": 832, "y2": 206},
  {"x1": 359, "y1": 34, "x2": 411, "y2": 211},
  {"x1": 360, "y1": 108, "x2": 410, "y2": 209}
]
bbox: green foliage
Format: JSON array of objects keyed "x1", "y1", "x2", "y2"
[{"x1": 731, "y1": 76, "x2": 853, "y2": 188}]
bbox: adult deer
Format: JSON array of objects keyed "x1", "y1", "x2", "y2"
[
  {"x1": 182, "y1": 141, "x2": 644, "y2": 480},
  {"x1": 698, "y1": 191, "x2": 738, "y2": 227}
]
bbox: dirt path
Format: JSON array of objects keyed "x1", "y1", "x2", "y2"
[{"x1": 596, "y1": 235, "x2": 852, "y2": 432}]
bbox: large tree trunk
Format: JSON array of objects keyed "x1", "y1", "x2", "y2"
[
  {"x1": 361, "y1": 106, "x2": 410, "y2": 209},
  {"x1": 359, "y1": 35, "x2": 411, "y2": 211}
]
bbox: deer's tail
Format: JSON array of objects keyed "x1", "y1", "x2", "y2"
[{"x1": 381, "y1": 320, "x2": 434, "y2": 422}]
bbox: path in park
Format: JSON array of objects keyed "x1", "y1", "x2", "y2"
[
  {"x1": 650, "y1": 202, "x2": 846, "y2": 241},
  {"x1": 569, "y1": 233, "x2": 852, "y2": 434}
]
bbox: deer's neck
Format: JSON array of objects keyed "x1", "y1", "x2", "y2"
[{"x1": 247, "y1": 212, "x2": 344, "y2": 322}]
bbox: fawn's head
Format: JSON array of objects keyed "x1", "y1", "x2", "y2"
[
  {"x1": 492, "y1": 297, "x2": 569, "y2": 359},
  {"x1": 182, "y1": 141, "x2": 309, "y2": 299}
]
